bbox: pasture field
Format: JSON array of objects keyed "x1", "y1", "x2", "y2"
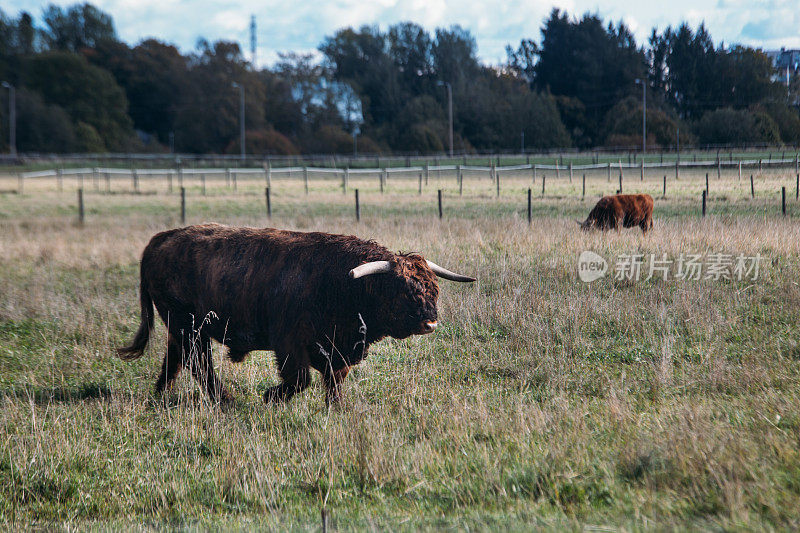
[{"x1": 1, "y1": 169, "x2": 800, "y2": 530}]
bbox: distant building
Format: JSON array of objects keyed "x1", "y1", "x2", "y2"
[{"x1": 765, "y1": 48, "x2": 800, "y2": 74}]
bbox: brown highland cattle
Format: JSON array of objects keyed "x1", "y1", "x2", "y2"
[
  {"x1": 117, "y1": 224, "x2": 475, "y2": 404},
  {"x1": 578, "y1": 194, "x2": 654, "y2": 234}
]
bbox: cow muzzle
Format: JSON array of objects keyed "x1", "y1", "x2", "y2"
[{"x1": 419, "y1": 320, "x2": 438, "y2": 334}]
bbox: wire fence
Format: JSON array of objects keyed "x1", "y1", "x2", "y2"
[
  {"x1": 11, "y1": 154, "x2": 800, "y2": 195},
  {"x1": 4, "y1": 145, "x2": 800, "y2": 172}
]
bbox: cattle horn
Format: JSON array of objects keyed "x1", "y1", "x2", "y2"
[
  {"x1": 349, "y1": 260, "x2": 392, "y2": 278},
  {"x1": 426, "y1": 260, "x2": 476, "y2": 282}
]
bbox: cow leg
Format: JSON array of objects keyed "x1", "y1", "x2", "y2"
[
  {"x1": 185, "y1": 332, "x2": 231, "y2": 403},
  {"x1": 642, "y1": 216, "x2": 653, "y2": 234},
  {"x1": 264, "y1": 353, "x2": 310, "y2": 403},
  {"x1": 322, "y1": 366, "x2": 350, "y2": 405},
  {"x1": 227, "y1": 348, "x2": 249, "y2": 363},
  {"x1": 155, "y1": 333, "x2": 183, "y2": 395}
]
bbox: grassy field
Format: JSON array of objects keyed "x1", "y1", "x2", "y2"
[{"x1": 1, "y1": 170, "x2": 800, "y2": 530}]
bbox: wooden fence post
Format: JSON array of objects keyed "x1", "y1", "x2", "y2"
[
  {"x1": 265, "y1": 187, "x2": 271, "y2": 218},
  {"x1": 180, "y1": 187, "x2": 186, "y2": 223},
  {"x1": 782, "y1": 186, "x2": 786, "y2": 216},
  {"x1": 201, "y1": 173, "x2": 206, "y2": 195},
  {"x1": 705, "y1": 172, "x2": 709, "y2": 195},
  {"x1": 496, "y1": 169, "x2": 500, "y2": 197},
  {"x1": 232, "y1": 170, "x2": 237, "y2": 192},
  {"x1": 93, "y1": 168, "x2": 99, "y2": 191},
  {"x1": 607, "y1": 162, "x2": 611, "y2": 182},
  {"x1": 265, "y1": 162, "x2": 272, "y2": 188},
  {"x1": 380, "y1": 169, "x2": 385, "y2": 194},
  {"x1": 556, "y1": 161, "x2": 560, "y2": 180},
  {"x1": 438, "y1": 189, "x2": 443, "y2": 219},
  {"x1": 303, "y1": 167, "x2": 309, "y2": 195},
  {"x1": 569, "y1": 162, "x2": 573, "y2": 183},
  {"x1": 702, "y1": 190, "x2": 706, "y2": 217},
  {"x1": 541, "y1": 174, "x2": 546, "y2": 196},
  {"x1": 618, "y1": 170, "x2": 622, "y2": 194},
  {"x1": 178, "y1": 167, "x2": 184, "y2": 189},
  {"x1": 750, "y1": 175, "x2": 755, "y2": 198},
  {"x1": 225, "y1": 168, "x2": 231, "y2": 188},
  {"x1": 527, "y1": 188, "x2": 532, "y2": 224},
  {"x1": 738, "y1": 161, "x2": 742, "y2": 181},
  {"x1": 663, "y1": 175, "x2": 666, "y2": 198},
  {"x1": 78, "y1": 188, "x2": 84, "y2": 225},
  {"x1": 424, "y1": 164, "x2": 429, "y2": 185},
  {"x1": 343, "y1": 168, "x2": 349, "y2": 194},
  {"x1": 717, "y1": 159, "x2": 721, "y2": 180},
  {"x1": 796, "y1": 173, "x2": 799, "y2": 201},
  {"x1": 105, "y1": 172, "x2": 110, "y2": 193},
  {"x1": 582, "y1": 173, "x2": 586, "y2": 200},
  {"x1": 168, "y1": 171, "x2": 173, "y2": 193},
  {"x1": 355, "y1": 189, "x2": 360, "y2": 221},
  {"x1": 57, "y1": 168, "x2": 63, "y2": 192},
  {"x1": 640, "y1": 160, "x2": 644, "y2": 181},
  {"x1": 418, "y1": 172, "x2": 423, "y2": 195},
  {"x1": 17, "y1": 173, "x2": 23, "y2": 194}
]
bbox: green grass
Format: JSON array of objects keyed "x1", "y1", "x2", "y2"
[{"x1": 1, "y1": 173, "x2": 800, "y2": 529}]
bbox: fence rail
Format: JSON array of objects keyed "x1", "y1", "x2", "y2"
[{"x1": 15, "y1": 155, "x2": 800, "y2": 184}]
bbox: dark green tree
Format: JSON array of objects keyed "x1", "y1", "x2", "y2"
[
  {"x1": 25, "y1": 50, "x2": 134, "y2": 151},
  {"x1": 42, "y1": 3, "x2": 116, "y2": 52},
  {"x1": 530, "y1": 9, "x2": 647, "y2": 146}
]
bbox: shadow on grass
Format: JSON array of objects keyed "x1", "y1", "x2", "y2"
[{"x1": 0, "y1": 382, "x2": 113, "y2": 405}]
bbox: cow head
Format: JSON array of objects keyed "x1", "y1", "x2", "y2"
[
  {"x1": 577, "y1": 219, "x2": 593, "y2": 231},
  {"x1": 349, "y1": 254, "x2": 475, "y2": 339}
]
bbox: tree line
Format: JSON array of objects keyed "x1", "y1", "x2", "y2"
[{"x1": 0, "y1": 3, "x2": 798, "y2": 155}]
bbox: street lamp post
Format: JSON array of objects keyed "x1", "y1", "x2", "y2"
[
  {"x1": 232, "y1": 82, "x2": 245, "y2": 159},
  {"x1": 635, "y1": 78, "x2": 646, "y2": 154},
  {"x1": 1, "y1": 82, "x2": 16, "y2": 157},
  {"x1": 437, "y1": 81, "x2": 453, "y2": 157}
]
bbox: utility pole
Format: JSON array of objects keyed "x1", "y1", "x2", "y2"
[
  {"x1": 1, "y1": 82, "x2": 15, "y2": 157},
  {"x1": 437, "y1": 81, "x2": 453, "y2": 157},
  {"x1": 635, "y1": 78, "x2": 646, "y2": 154},
  {"x1": 232, "y1": 82, "x2": 245, "y2": 159},
  {"x1": 250, "y1": 15, "x2": 257, "y2": 68}
]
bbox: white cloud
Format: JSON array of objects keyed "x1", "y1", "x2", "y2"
[{"x1": 4, "y1": 0, "x2": 799, "y2": 67}]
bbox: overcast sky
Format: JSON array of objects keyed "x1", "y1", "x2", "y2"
[{"x1": 5, "y1": 0, "x2": 800, "y2": 66}]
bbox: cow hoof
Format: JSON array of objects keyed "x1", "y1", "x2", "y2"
[
  {"x1": 217, "y1": 389, "x2": 234, "y2": 404},
  {"x1": 263, "y1": 386, "x2": 290, "y2": 404},
  {"x1": 325, "y1": 393, "x2": 343, "y2": 407}
]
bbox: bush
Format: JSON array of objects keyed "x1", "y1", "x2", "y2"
[
  {"x1": 229, "y1": 129, "x2": 298, "y2": 156},
  {"x1": 74, "y1": 121, "x2": 105, "y2": 152},
  {"x1": 752, "y1": 103, "x2": 800, "y2": 143},
  {"x1": 602, "y1": 97, "x2": 680, "y2": 148},
  {"x1": 695, "y1": 107, "x2": 780, "y2": 145},
  {"x1": 16, "y1": 88, "x2": 76, "y2": 153}
]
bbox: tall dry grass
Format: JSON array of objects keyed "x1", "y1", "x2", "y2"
[{"x1": 0, "y1": 180, "x2": 799, "y2": 529}]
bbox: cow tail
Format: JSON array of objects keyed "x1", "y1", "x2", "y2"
[{"x1": 117, "y1": 273, "x2": 154, "y2": 361}]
